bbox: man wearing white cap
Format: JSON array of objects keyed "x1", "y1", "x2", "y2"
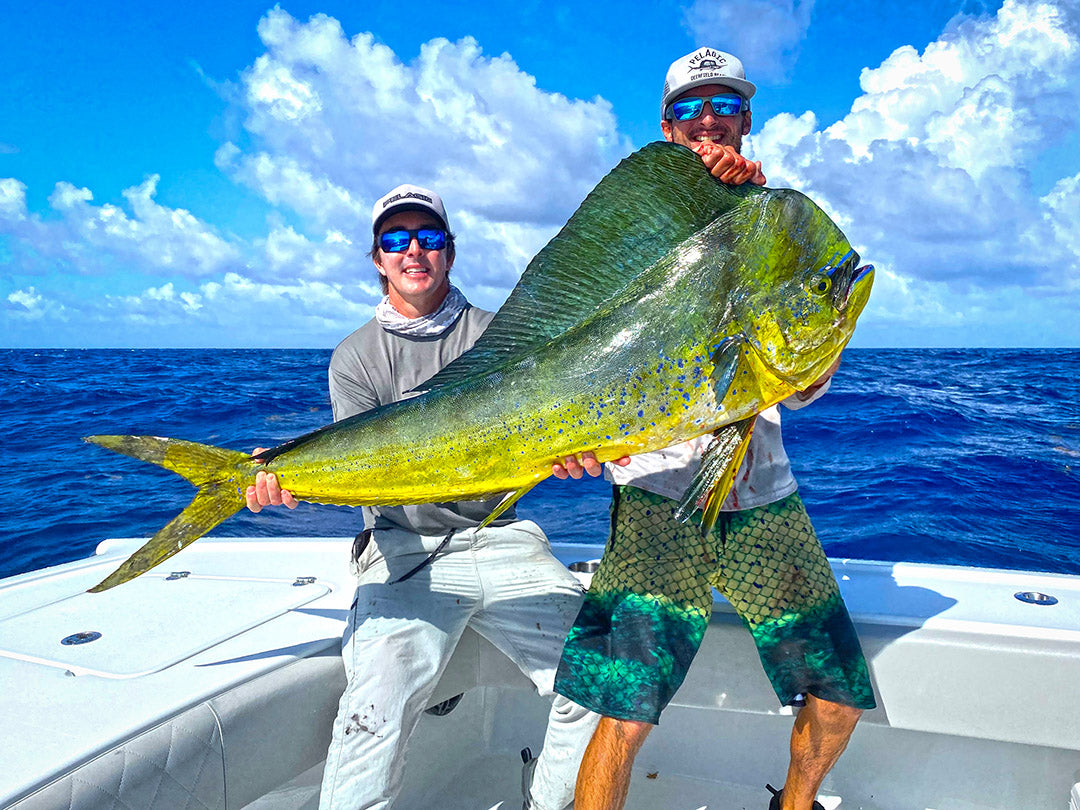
[
  {"x1": 552, "y1": 48, "x2": 875, "y2": 810},
  {"x1": 247, "y1": 183, "x2": 614, "y2": 809}
]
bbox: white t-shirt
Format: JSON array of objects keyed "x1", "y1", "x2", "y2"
[{"x1": 605, "y1": 380, "x2": 830, "y2": 512}]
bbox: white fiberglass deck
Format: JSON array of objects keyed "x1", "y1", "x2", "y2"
[{"x1": 1, "y1": 535, "x2": 1078, "y2": 809}]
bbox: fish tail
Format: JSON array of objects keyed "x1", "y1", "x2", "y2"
[
  {"x1": 85, "y1": 435, "x2": 255, "y2": 592},
  {"x1": 86, "y1": 434, "x2": 252, "y2": 485}
]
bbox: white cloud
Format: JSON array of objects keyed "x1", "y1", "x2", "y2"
[
  {"x1": 224, "y1": 10, "x2": 628, "y2": 232},
  {"x1": 1, "y1": 175, "x2": 242, "y2": 278},
  {"x1": 682, "y1": 0, "x2": 815, "y2": 82},
  {"x1": 0, "y1": 178, "x2": 27, "y2": 220},
  {"x1": 215, "y1": 144, "x2": 366, "y2": 231},
  {"x1": 17, "y1": 273, "x2": 377, "y2": 346},
  {"x1": 203, "y1": 9, "x2": 630, "y2": 315},
  {"x1": 7, "y1": 286, "x2": 42, "y2": 311},
  {"x1": 1041, "y1": 172, "x2": 1080, "y2": 289},
  {"x1": 1, "y1": 11, "x2": 631, "y2": 346},
  {"x1": 4, "y1": 2, "x2": 1080, "y2": 347},
  {"x1": 746, "y1": 0, "x2": 1080, "y2": 308},
  {"x1": 4, "y1": 285, "x2": 66, "y2": 324},
  {"x1": 260, "y1": 223, "x2": 363, "y2": 281},
  {"x1": 48, "y1": 181, "x2": 93, "y2": 211}
]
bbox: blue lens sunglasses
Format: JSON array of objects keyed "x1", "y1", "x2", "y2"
[
  {"x1": 667, "y1": 93, "x2": 746, "y2": 121},
  {"x1": 379, "y1": 228, "x2": 447, "y2": 253}
]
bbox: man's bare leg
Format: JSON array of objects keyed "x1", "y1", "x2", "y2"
[
  {"x1": 574, "y1": 716, "x2": 653, "y2": 810},
  {"x1": 778, "y1": 694, "x2": 862, "y2": 810}
]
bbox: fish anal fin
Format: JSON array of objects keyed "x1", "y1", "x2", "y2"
[
  {"x1": 674, "y1": 417, "x2": 757, "y2": 535},
  {"x1": 477, "y1": 481, "x2": 541, "y2": 529}
]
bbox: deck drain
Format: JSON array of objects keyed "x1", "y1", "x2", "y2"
[
  {"x1": 1014, "y1": 591, "x2": 1058, "y2": 605},
  {"x1": 61, "y1": 631, "x2": 102, "y2": 646},
  {"x1": 568, "y1": 561, "x2": 599, "y2": 573}
]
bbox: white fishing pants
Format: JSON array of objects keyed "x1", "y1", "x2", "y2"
[{"x1": 318, "y1": 520, "x2": 598, "y2": 810}]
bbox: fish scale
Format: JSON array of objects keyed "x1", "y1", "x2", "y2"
[{"x1": 85, "y1": 141, "x2": 873, "y2": 592}]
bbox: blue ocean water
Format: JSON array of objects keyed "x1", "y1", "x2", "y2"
[{"x1": 1, "y1": 348, "x2": 1077, "y2": 581}]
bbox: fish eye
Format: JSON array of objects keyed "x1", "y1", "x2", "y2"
[{"x1": 809, "y1": 273, "x2": 832, "y2": 295}]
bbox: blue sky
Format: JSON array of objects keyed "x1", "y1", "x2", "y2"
[{"x1": 2, "y1": 0, "x2": 1079, "y2": 348}]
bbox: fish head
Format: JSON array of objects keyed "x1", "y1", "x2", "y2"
[{"x1": 731, "y1": 189, "x2": 874, "y2": 389}]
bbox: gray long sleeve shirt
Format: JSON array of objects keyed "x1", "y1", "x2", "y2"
[{"x1": 328, "y1": 304, "x2": 517, "y2": 535}]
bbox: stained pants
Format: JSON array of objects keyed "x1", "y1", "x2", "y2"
[{"x1": 319, "y1": 520, "x2": 598, "y2": 810}]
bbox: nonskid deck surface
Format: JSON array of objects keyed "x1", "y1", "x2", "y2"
[
  {"x1": 239, "y1": 755, "x2": 833, "y2": 810},
  {"x1": 241, "y1": 684, "x2": 824, "y2": 810},
  {"x1": 4, "y1": 538, "x2": 1080, "y2": 810},
  {"x1": 409, "y1": 755, "x2": 838, "y2": 810},
  {"x1": 243, "y1": 679, "x2": 1078, "y2": 810}
]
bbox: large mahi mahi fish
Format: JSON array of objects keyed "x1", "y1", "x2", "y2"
[{"x1": 86, "y1": 142, "x2": 873, "y2": 592}]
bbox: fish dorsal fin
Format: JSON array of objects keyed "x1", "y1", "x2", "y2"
[{"x1": 415, "y1": 141, "x2": 758, "y2": 392}]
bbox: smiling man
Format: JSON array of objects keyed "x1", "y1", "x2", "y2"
[
  {"x1": 249, "y1": 183, "x2": 606, "y2": 810},
  {"x1": 552, "y1": 48, "x2": 877, "y2": 810}
]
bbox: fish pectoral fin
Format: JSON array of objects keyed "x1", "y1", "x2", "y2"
[
  {"x1": 477, "y1": 481, "x2": 540, "y2": 529},
  {"x1": 674, "y1": 416, "x2": 757, "y2": 535},
  {"x1": 708, "y1": 336, "x2": 743, "y2": 400}
]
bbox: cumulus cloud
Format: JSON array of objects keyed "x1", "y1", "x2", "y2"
[
  {"x1": 0, "y1": 272, "x2": 375, "y2": 347},
  {"x1": 215, "y1": 143, "x2": 367, "y2": 229},
  {"x1": 745, "y1": 0, "x2": 1080, "y2": 309},
  {"x1": 1, "y1": 10, "x2": 632, "y2": 346},
  {"x1": 109, "y1": 272, "x2": 376, "y2": 345},
  {"x1": 4, "y1": 2, "x2": 1080, "y2": 347},
  {"x1": 682, "y1": 0, "x2": 815, "y2": 82},
  {"x1": 223, "y1": 10, "x2": 627, "y2": 231},
  {"x1": 0, "y1": 175, "x2": 243, "y2": 278},
  {"x1": 204, "y1": 8, "x2": 631, "y2": 315},
  {"x1": 259, "y1": 222, "x2": 365, "y2": 282},
  {"x1": 1041, "y1": 172, "x2": 1080, "y2": 288},
  {"x1": 0, "y1": 178, "x2": 27, "y2": 220},
  {"x1": 7, "y1": 286, "x2": 42, "y2": 312},
  {"x1": 4, "y1": 285, "x2": 68, "y2": 329}
]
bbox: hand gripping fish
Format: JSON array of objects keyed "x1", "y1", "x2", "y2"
[{"x1": 86, "y1": 142, "x2": 873, "y2": 592}]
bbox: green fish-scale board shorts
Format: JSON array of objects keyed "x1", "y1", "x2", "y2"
[{"x1": 554, "y1": 486, "x2": 876, "y2": 724}]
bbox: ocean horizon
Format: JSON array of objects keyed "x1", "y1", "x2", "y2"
[{"x1": 2, "y1": 347, "x2": 1077, "y2": 581}]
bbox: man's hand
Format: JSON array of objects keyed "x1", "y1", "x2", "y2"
[
  {"x1": 552, "y1": 451, "x2": 631, "y2": 480},
  {"x1": 796, "y1": 356, "x2": 842, "y2": 401},
  {"x1": 246, "y1": 448, "x2": 298, "y2": 512},
  {"x1": 692, "y1": 142, "x2": 766, "y2": 186}
]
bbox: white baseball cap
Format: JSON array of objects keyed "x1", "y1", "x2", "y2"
[
  {"x1": 371, "y1": 184, "x2": 450, "y2": 235},
  {"x1": 661, "y1": 47, "x2": 756, "y2": 119}
]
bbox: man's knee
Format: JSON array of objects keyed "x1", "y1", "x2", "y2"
[{"x1": 805, "y1": 694, "x2": 862, "y2": 730}]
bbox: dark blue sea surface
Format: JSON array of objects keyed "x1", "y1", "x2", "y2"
[{"x1": 1, "y1": 348, "x2": 1077, "y2": 581}]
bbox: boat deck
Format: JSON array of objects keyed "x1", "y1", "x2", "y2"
[{"x1": 2, "y1": 536, "x2": 1079, "y2": 809}]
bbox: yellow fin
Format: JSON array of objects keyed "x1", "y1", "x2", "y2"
[
  {"x1": 477, "y1": 481, "x2": 540, "y2": 529},
  {"x1": 674, "y1": 417, "x2": 757, "y2": 535}
]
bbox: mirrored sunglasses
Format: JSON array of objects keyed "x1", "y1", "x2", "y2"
[
  {"x1": 379, "y1": 227, "x2": 447, "y2": 253},
  {"x1": 668, "y1": 94, "x2": 745, "y2": 121}
]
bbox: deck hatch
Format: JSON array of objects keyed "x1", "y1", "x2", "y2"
[{"x1": 0, "y1": 574, "x2": 329, "y2": 678}]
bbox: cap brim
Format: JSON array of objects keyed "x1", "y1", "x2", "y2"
[
  {"x1": 373, "y1": 203, "x2": 448, "y2": 235},
  {"x1": 662, "y1": 76, "x2": 757, "y2": 115}
]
